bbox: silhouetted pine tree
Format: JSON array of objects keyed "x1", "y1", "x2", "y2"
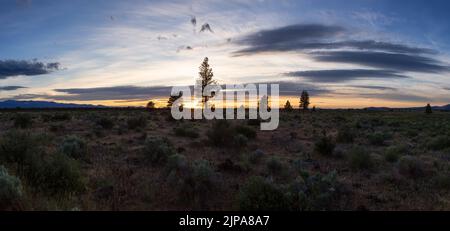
[
  {"x1": 259, "y1": 95, "x2": 270, "y2": 111},
  {"x1": 198, "y1": 57, "x2": 216, "y2": 106},
  {"x1": 284, "y1": 100, "x2": 293, "y2": 111},
  {"x1": 300, "y1": 90, "x2": 310, "y2": 110},
  {"x1": 425, "y1": 103, "x2": 432, "y2": 114}
]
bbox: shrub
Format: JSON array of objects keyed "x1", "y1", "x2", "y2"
[
  {"x1": 191, "y1": 159, "x2": 217, "y2": 194},
  {"x1": 239, "y1": 176, "x2": 289, "y2": 211},
  {"x1": 266, "y1": 156, "x2": 283, "y2": 175},
  {"x1": 165, "y1": 154, "x2": 188, "y2": 175},
  {"x1": 367, "y1": 132, "x2": 390, "y2": 145},
  {"x1": 397, "y1": 156, "x2": 424, "y2": 179},
  {"x1": 174, "y1": 124, "x2": 199, "y2": 138},
  {"x1": 0, "y1": 130, "x2": 36, "y2": 167},
  {"x1": 247, "y1": 118, "x2": 261, "y2": 126},
  {"x1": 38, "y1": 154, "x2": 85, "y2": 196},
  {"x1": 235, "y1": 125, "x2": 256, "y2": 139},
  {"x1": 127, "y1": 115, "x2": 147, "y2": 130},
  {"x1": 207, "y1": 120, "x2": 234, "y2": 146},
  {"x1": 0, "y1": 166, "x2": 23, "y2": 209},
  {"x1": 248, "y1": 149, "x2": 264, "y2": 163},
  {"x1": 314, "y1": 136, "x2": 335, "y2": 156},
  {"x1": 433, "y1": 173, "x2": 450, "y2": 189},
  {"x1": 96, "y1": 117, "x2": 114, "y2": 129},
  {"x1": 427, "y1": 135, "x2": 450, "y2": 150},
  {"x1": 288, "y1": 171, "x2": 341, "y2": 211},
  {"x1": 336, "y1": 126, "x2": 354, "y2": 143},
  {"x1": 349, "y1": 147, "x2": 373, "y2": 171},
  {"x1": 233, "y1": 134, "x2": 248, "y2": 149},
  {"x1": 51, "y1": 113, "x2": 72, "y2": 121},
  {"x1": 384, "y1": 144, "x2": 408, "y2": 163},
  {"x1": 0, "y1": 131, "x2": 47, "y2": 185},
  {"x1": 167, "y1": 159, "x2": 219, "y2": 209},
  {"x1": 59, "y1": 136, "x2": 87, "y2": 159},
  {"x1": 369, "y1": 118, "x2": 385, "y2": 127},
  {"x1": 14, "y1": 113, "x2": 32, "y2": 129},
  {"x1": 144, "y1": 137, "x2": 175, "y2": 164}
]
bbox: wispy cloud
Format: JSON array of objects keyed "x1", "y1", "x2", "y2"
[
  {"x1": 312, "y1": 51, "x2": 449, "y2": 73},
  {"x1": 349, "y1": 85, "x2": 396, "y2": 91},
  {"x1": 0, "y1": 86, "x2": 27, "y2": 91},
  {"x1": 286, "y1": 69, "x2": 408, "y2": 83}
]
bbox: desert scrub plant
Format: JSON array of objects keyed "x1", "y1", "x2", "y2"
[
  {"x1": 247, "y1": 118, "x2": 262, "y2": 126},
  {"x1": 348, "y1": 147, "x2": 373, "y2": 171},
  {"x1": 397, "y1": 156, "x2": 424, "y2": 179},
  {"x1": 336, "y1": 126, "x2": 354, "y2": 143},
  {"x1": 207, "y1": 120, "x2": 234, "y2": 146},
  {"x1": 13, "y1": 113, "x2": 32, "y2": 129},
  {"x1": 51, "y1": 113, "x2": 72, "y2": 121},
  {"x1": 0, "y1": 130, "x2": 38, "y2": 170},
  {"x1": 174, "y1": 124, "x2": 199, "y2": 138},
  {"x1": 190, "y1": 159, "x2": 218, "y2": 200},
  {"x1": 127, "y1": 115, "x2": 147, "y2": 130},
  {"x1": 234, "y1": 125, "x2": 256, "y2": 139},
  {"x1": 367, "y1": 131, "x2": 391, "y2": 146},
  {"x1": 384, "y1": 144, "x2": 409, "y2": 163},
  {"x1": 287, "y1": 171, "x2": 342, "y2": 211},
  {"x1": 239, "y1": 176, "x2": 290, "y2": 211},
  {"x1": 59, "y1": 136, "x2": 87, "y2": 160},
  {"x1": 96, "y1": 116, "x2": 114, "y2": 129},
  {"x1": 0, "y1": 165, "x2": 23, "y2": 209},
  {"x1": 233, "y1": 134, "x2": 248, "y2": 149},
  {"x1": 144, "y1": 137, "x2": 175, "y2": 164},
  {"x1": 248, "y1": 149, "x2": 264, "y2": 163},
  {"x1": 38, "y1": 154, "x2": 85, "y2": 196},
  {"x1": 432, "y1": 172, "x2": 450, "y2": 190},
  {"x1": 427, "y1": 135, "x2": 450, "y2": 150},
  {"x1": 0, "y1": 130, "x2": 49, "y2": 186},
  {"x1": 314, "y1": 136, "x2": 335, "y2": 156},
  {"x1": 165, "y1": 154, "x2": 188, "y2": 176},
  {"x1": 266, "y1": 156, "x2": 284, "y2": 175},
  {"x1": 239, "y1": 176, "x2": 289, "y2": 211},
  {"x1": 167, "y1": 159, "x2": 219, "y2": 209}
]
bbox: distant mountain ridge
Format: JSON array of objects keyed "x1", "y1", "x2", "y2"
[
  {"x1": 0, "y1": 100, "x2": 107, "y2": 108},
  {"x1": 365, "y1": 104, "x2": 450, "y2": 111},
  {"x1": 1, "y1": 100, "x2": 449, "y2": 110}
]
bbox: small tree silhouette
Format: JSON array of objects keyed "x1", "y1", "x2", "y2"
[
  {"x1": 284, "y1": 100, "x2": 293, "y2": 111},
  {"x1": 259, "y1": 95, "x2": 270, "y2": 111},
  {"x1": 198, "y1": 57, "x2": 216, "y2": 106},
  {"x1": 425, "y1": 103, "x2": 432, "y2": 114},
  {"x1": 167, "y1": 91, "x2": 183, "y2": 108},
  {"x1": 146, "y1": 101, "x2": 155, "y2": 109},
  {"x1": 299, "y1": 90, "x2": 310, "y2": 110}
]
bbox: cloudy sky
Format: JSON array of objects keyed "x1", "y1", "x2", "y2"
[{"x1": 1, "y1": 0, "x2": 450, "y2": 108}]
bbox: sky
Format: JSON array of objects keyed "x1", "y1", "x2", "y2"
[{"x1": 1, "y1": 0, "x2": 450, "y2": 108}]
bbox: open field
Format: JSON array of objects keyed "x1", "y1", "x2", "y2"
[{"x1": 0, "y1": 109, "x2": 449, "y2": 211}]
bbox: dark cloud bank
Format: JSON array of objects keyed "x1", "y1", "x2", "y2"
[
  {"x1": 233, "y1": 24, "x2": 435, "y2": 56},
  {"x1": 7, "y1": 82, "x2": 330, "y2": 102},
  {"x1": 233, "y1": 23, "x2": 449, "y2": 84},
  {"x1": 0, "y1": 60, "x2": 60, "y2": 79}
]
